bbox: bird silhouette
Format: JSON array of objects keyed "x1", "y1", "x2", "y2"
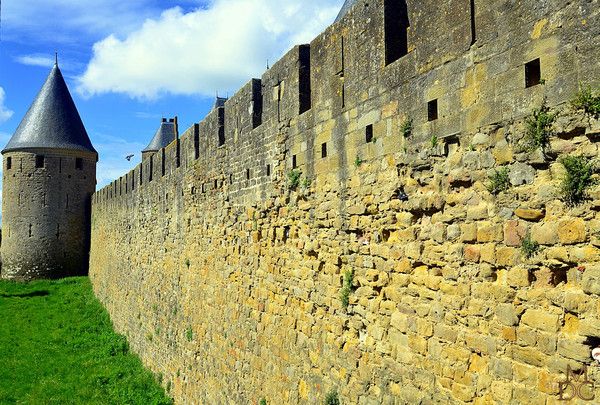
[{"x1": 125, "y1": 154, "x2": 134, "y2": 161}]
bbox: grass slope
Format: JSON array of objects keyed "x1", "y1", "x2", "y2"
[{"x1": 0, "y1": 277, "x2": 172, "y2": 405}]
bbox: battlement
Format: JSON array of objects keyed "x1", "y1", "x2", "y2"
[{"x1": 95, "y1": 0, "x2": 598, "y2": 206}]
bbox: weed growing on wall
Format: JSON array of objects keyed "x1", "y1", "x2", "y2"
[
  {"x1": 324, "y1": 390, "x2": 340, "y2": 405},
  {"x1": 186, "y1": 327, "x2": 194, "y2": 342},
  {"x1": 340, "y1": 269, "x2": 354, "y2": 309},
  {"x1": 301, "y1": 177, "x2": 312, "y2": 189},
  {"x1": 560, "y1": 155, "x2": 597, "y2": 205},
  {"x1": 487, "y1": 167, "x2": 511, "y2": 195},
  {"x1": 259, "y1": 399, "x2": 267, "y2": 405},
  {"x1": 401, "y1": 118, "x2": 413, "y2": 137},
  {"x1": 287, "y1": 169, "x2": 302, "y2": 190},
  {"x1": 354, "y1": 155, "x2": 363, "y2": 167},
  {"x1": 524, "y1": 103, "x2": 556, "y2": 151},
  {"x1": 521, "y1": 234, "x2": 540, "y2": 259},
  {"x1": 430, "y1": 134, "x2": 438, "y2": 148},
  {"x1": 571, "y1": 84, "x2": 600, "y2": 117}
]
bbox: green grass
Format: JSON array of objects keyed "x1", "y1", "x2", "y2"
[{"x1": 0, "y1": 277, "x2": 172, "y2": 405}]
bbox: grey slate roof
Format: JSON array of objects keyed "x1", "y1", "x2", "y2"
[
  {"x1": 335, "y1": 0, "x2": 358, "y2": 22},
  {"x1": 2, "y1": 64, "x2": 97, "y2": 155},
  {"x1": 142, "y1": 120, "x2": 177, "y2": 153}
]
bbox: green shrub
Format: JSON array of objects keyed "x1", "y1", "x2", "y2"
[
  {"x1": 523, "y1": 104, "x2": 556, "y2": 151},
  {"x1": 185, "y1": 327, "x2": 194, "y2": 342},
  {"x1": 259, "y1": 399, "x2": 267, "y2": 405},
  {"x1": 287, "y1": 169, "x2": 301, "y2": 190},
  {"x1": 560, "y1": 155, "x2": 597, "y2": 205},
  {"x1": 301, "y1": 177, "x2": 312, "y2": 189},
  {"x1": 340, "y1": 269, "x2": 354, "y2": 309},
  {"x1": 487, "y1": 167, "x2": 511, "y2": 195},
  {"x1": 521, "y1": 234, "x2": 540, "y2": 259},
  {"x1": 354, "y1": 155, "x2": 363, "y2": 167},
  {"x1": 571, "y1": 84, "x2": 600, "y2": 117},
  {"x1": 324, "y1": 390, "x2": 340, "y2": 405},
  {"x1": 401, "y1": 118, "x2": 413, "y2": 137}
]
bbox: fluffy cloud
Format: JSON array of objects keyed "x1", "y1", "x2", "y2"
[
  {"x1": 0, "y1": 88, "x2": 14, "y2": 124},
  {"x1": 77, "y1": 0, "x2": 342, "y2": 99},
  {"x1": 15, "y1": 55, "x2": 56, "y2": 68}
]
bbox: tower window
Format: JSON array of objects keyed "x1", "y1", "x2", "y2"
[
  {"x1": 525, "y1": 58, "x2": 541, "y2": 88},
  {"x1": 75, "y1": 158, "x2": 83, "y2": 170},
  {"x1": 428, "y1": 99, "x2": 439, "y2": 121},
  {"x1": 266, "y1": 164, "x2": 271, "y2": 176},
  {"x1": 321, "y1": 142, "x2": 328, "y2": 158},
  {"x1": 246, "y1": 169, "x2": 251, "y2": 180},
  {"x1": 299, "y1": 45, "x2": 312, "y2": 114},
  {"x1": 6, "y1": 157, "x2": 11, "y2": 170},
  {"x1": 292, "y1": 155, "x2": 297, "y2": 169},
  {"x1": 365, "y1": 125, "x2": 374, "y2": 143},
  {"x1": 35, "y1": 155, "x2": 45, "y2": 168}
]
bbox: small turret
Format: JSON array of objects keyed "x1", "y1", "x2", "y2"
[{"x1": 142, "y1": 117, "x2": 178, "y2": 161}]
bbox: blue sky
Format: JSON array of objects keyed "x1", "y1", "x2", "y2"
[{"x1": 0, "y1": 0, "x2": 344, "y2": 189}]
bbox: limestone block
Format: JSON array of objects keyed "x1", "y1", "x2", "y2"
[
  {"x1": 531, "y1": 222, "x2": 559, "y2": 245},
  {"x1": 514, "y1": 208, "x2": 545, "y2": 221},
  {"x1": 558, "y1": 218, "x2": 587, "y2": 245},
  {"x1": 521, "y1": 309, "x2": 560, "y2": 332},
  {"x1": 503, "y1": 220, "x2": 528, "y2": 247}
]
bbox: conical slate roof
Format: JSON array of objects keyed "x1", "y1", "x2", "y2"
[
  {"x1": 142, "y1": 120, "x2": 177, "y2": 153},
  {"x1": 2, "y1": 63, "x2": 96, "y2": 155},
  {"x1": 335, "y1": 0, "x2": 358, "y2": 22}
]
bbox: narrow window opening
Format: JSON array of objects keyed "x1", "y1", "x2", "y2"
[
  {"x1": 214, "y1": 179, "x2": 218, "y2": 189},
  {"x1": 246, "y1": 169, "x2": 251, "y2": 180},
  {"x1": 59, "y1": 158, "x2": 62, "y2": 173},
  {"x1": 470, "y1": 0, "x2": 477, "y2": 45},
  {"x1": 149, "y1": 155, "x2": 154, "y2": 182},
  {"x1": 176, "y1": 138, "x2": 181, "y2": 168},
  {"x1": 202, "y1": 183, "x2": 206, "y2": 193},
  {"x1": 218, "y1": 108, "x2": 226, "y2": 146},
  {"x1": 6, "y1": 157, "x2": 11, "y2": 170},
  {"x1": 161, "y1": 149, "x2": 166, "y2": 176},
  {"x1": 292, "y1": 155, "x2": 297, "y2": 169},
  {"x1": 29, "y1": 224, "x2": 32, "y2": 238},
  {"x1": 525, "y1": 58, "x2": 541, "y2": 88},
  {"x1": 56, "y1": 224, "x2": 60, "y2": 240},
  {"x1": 428, "y1": 99, "x2": 439, "y2": 121},
  {"x1": 252, "y1": 79, "x2": 263, "y2": 128},
  {"x1": 191, "y1": 186, "x2": 196, "y2": 195},
  {"x1": 321, "y1": 142, "x2": 328, "y2": 158},
  {"x1": 66, "y1": 194, "x2": 69, "y2": 209},
  {"x1": 75, "y1": 158, "x2": 83, "y2": 170},
  {"x1": 299, "y1": 45, "x2": 312, "y2": 114},
  {"x1": 193, "y1": 124, "x2": 200, "y2": 159},
  {"x1": 35, "y1": 155, "x2": 44, "y2": 168},
  {"x1": 266, "y1": 164, "x2": 271, "y2": 177},
  {"x1": 132, "y1": 172, "x2": 135, "y2": 191},
  {"x1": 384, "y1": 0, "x2": 409, "y2": 65},
  {"x1": 366, "y1": 125, "x2": 374, "y2": 143},
  {"x1": 275, "y1": 79, "x2": 283, "y2": 123},
  {"x1": 42, "y1": 192, "x2": 46, "y2": 207},
  {"x1": 229, "y1": 174, "x2": 233, "y2": 184}
]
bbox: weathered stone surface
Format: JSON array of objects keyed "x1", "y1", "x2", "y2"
[
  {"x1": 514, "y1": 208, "x2": 545, "y2": 221},
  {"x1": 558, "y1": 218, "x2": 587, "y2": 245},
  {"x1": 521, "y1": 309, "x2": 560, "y2": 333}
]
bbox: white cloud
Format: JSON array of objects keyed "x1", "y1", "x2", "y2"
[
  {"x1": 77, "y1": 0, "x2": 342, "y2": 99},
  {"x1": 0, "y1": 88, "x2": 14, "y2": 124}
]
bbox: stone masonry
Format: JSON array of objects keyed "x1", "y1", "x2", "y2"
[{"x1": 90, "y1": 0, "x2": 600, "y2": 403}]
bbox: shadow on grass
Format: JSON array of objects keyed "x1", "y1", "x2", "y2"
[{"x1": 0, "y1": 290, "x2": 50, "y2": 298}]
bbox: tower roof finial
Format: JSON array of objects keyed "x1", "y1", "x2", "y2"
[{"x1": 55, "y1": 52, "x2": 58, "y2": 66}]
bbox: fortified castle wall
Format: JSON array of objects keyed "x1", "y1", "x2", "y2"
[{"x1": 90, "y1": 0, "x2": 600, "y2": 402}]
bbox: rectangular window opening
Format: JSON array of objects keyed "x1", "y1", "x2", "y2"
[
  {"x1": 299, "y1": 45, "x2": 312, "y2": 114},
  {"x1": 321, "y1": 142, "x2": 328, "y2": 158},
  {"x1": 266, "y1": 164, "x2": 271, "y2": 177},
  {"x1": 6, "y1": 157, "x2": 11, "y2": 170},
  {"x1": 35, "y1": 155, "x2": 45, "y2": 168},
  {"x1": 428, "y1": 99, "x2": 439, "y2": 121},
  {"x1": 149, "y1": 155, "x2": 154, "y2": 182},
  {"x1": 252, "y1": 79, "x2": 263, "y2": 129},
  {"x1": 193, "y1": 124, "x2": 200, "y2": 159},
  {"x1": 75, "y1": 158, "x2": 83, "y2": 170},
  {"x1": 292, "y1": 155, "x2": 297, "y2": 169},
  {"x1": 525, "y1": 58, "x2": 541, "y2": 88},
  {"x1": 214, "y1": 179, "x2": 218, "y2": 189},
  {"x1": 246, "y1": 169, "x2": 251, "y2": 180},
  {"x1": 384, "y1": 0, "x2": 409, "y2": 65},
  {"x1": 366, "y1": 125, "x2": 374, "y2": 143},
  {"x1": 218, "y1": 108, "x2": 226, "y2": 146}
]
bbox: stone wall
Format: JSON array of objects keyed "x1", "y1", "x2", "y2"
[{"x1": 90, "y1": 0, "x2": 600, "y2": 403}]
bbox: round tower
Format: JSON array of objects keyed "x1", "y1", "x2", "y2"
[{"x1": 1, "y1": 62, "x2": 97, "y2": 280}]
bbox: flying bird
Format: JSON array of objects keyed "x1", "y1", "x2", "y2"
[{"x1": 125, "y1": 154, "x2": 134, "y2": 161}]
